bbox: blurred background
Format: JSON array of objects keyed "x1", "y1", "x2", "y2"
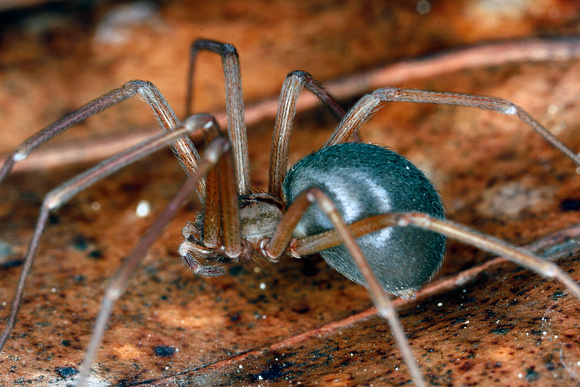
[{"x1": 1, "y1": 0, "x2": 579, "y2": 153}]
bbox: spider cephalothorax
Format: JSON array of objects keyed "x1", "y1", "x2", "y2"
[{"x1": 180, "y1": 192, "x2": 285, "y2": 271}]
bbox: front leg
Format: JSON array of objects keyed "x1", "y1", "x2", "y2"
[{"x1": 179, "y1": 221, "x2": 226, "y2": 277}]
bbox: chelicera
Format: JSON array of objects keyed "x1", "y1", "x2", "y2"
[{"x1": 1, "y1": 40, "x2": 579, "y2": 386}]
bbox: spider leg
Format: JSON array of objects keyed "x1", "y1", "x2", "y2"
[
  {"x1": 268, "y1": 70, "x2": 347, "y2": 198},
  {"x1": 289, "y1": 212, "x2": 580, "y2": 299},
  {"x1": 0, "y1": 114, "x2": 215, "y2": 354},
  {"x1": 0, "y1": 80, "x2": 205, "y2": 199},
  {"x1": 216, "y1": 139, "x2": 242, "y2": 257},
  {"x1": 76, "y1": 134, "x2": 231, "y2": 386},
  {"x1": 411, "y1": 222, "x2": 580, "y2": 304},
  {"x1": 186, "y1": 39, "x2": 251, "y2": 195},
  {"x1": 200, "y1": 120, "x2": 221, "y2": 241},
  {"x1": 264, "y1": 191, "x2": 580, "y2": 386},
  {"x1": 263, "y1": 187, "x2": 426, "y2": 387},
  {"x1": 325, "y1": 87, "x2": 580, "y2": 167},
  {"x1": 194, "y1": 119, "x2": 241, "y2": 256},
  {"x1": 206, "y1": 124, "x2": 242, "y2": 257},
  {"x1": 4, "y1": 39, "x2": 578, "y2": 175}
]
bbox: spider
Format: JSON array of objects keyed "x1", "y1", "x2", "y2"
[{"x1": 0, "y1": 39, "x2": 579, "y2": 386}]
